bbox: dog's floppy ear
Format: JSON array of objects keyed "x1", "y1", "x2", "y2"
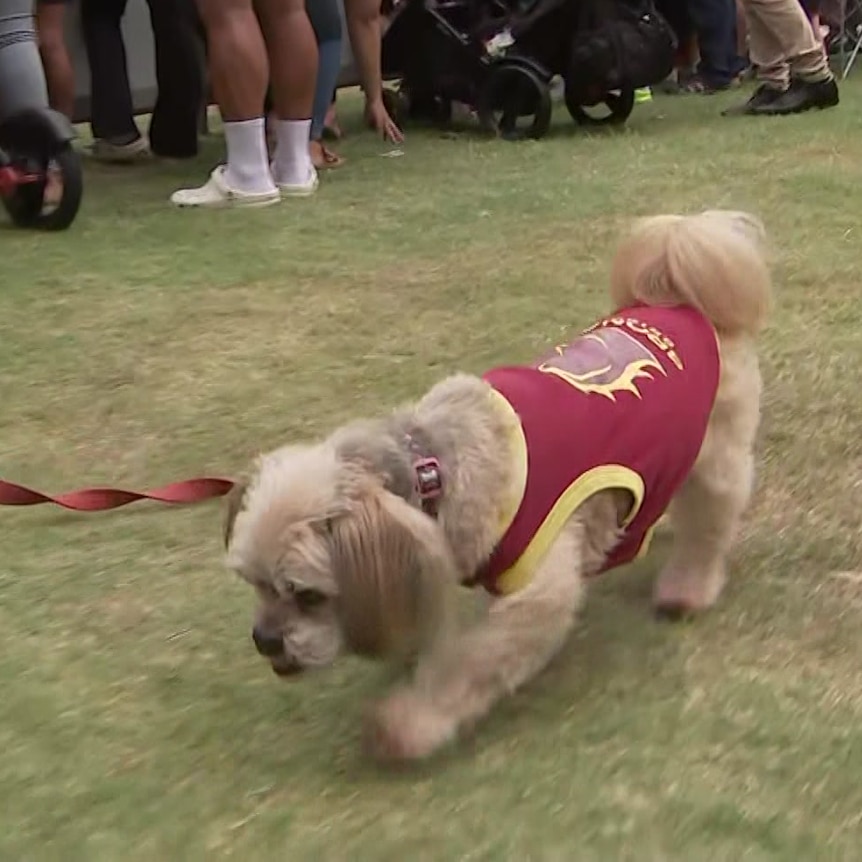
[
  {"x1": 329, "y1": 483, "x2": 457, "y2": 660},
  {"x1": 223, "y1": 475, "x2": 251, "y2": 550}
]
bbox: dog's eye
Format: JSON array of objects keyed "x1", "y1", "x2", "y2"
[{"x1": 294, "y1": 587, "x2": 327, "y2": 611}]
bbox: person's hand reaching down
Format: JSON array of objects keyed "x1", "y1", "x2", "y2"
[{"x1": 365, "y1": 97, "x2": 404, "y2": 144}]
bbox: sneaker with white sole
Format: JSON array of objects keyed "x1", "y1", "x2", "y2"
[
  {"x1": 89, "y1": 136, "x2": 151, "y2": 164},
  {"x1": 170, "y1": 166, "x2": 281, "y2": 209},
  {"x1": 273, "y1": 164, "x2": 319, "y2": 197}
]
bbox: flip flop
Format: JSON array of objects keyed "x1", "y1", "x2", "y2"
[{"x1": 313, "y1": 145, "x2": 345, "y2": 170}]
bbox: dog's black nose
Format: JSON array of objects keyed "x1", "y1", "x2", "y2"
[{"x1": 252, "y1": 626, "x2": 285, "y2": 657}]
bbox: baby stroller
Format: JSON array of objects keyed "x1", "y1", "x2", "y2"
[
  {"x1": 0, "y1": 1, "x2": 83, "y2": 230},
  {"x1": 381, "y1": 0, "x2": 676, "y2": 139}
]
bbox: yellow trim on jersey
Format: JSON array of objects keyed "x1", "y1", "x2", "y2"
[
  {"x1": 634, "y1": 522, "x2": 657, "y2": 562},
  {"x1": 495, "y1": 464, "x2": 647, "y2": 596},
  {"x1": 486, "y1": 387, "x2": 529, "y2": 537}
]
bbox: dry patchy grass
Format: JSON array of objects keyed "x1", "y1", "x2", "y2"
[{"x1": 1, "y1": 81, "x2": 862, "y2": 860}]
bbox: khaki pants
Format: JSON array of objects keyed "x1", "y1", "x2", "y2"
[{"x1": 742, "y1": 0, "x2": 832, "y2": 87}]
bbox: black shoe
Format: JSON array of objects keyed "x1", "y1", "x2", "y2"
[
  {"x1": 721, "y1": 83, "x2": 785, "y2": 116},
  {"x1": 755, "y1": 77, "x2": 839, "y2": 115}
]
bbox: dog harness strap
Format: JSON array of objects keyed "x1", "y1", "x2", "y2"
[{"x1": 0, "y1": 476, "x2": 235, "y2": 511}]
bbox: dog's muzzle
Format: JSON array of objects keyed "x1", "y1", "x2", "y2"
[
  {"x1": 252, "y1": 626, "x2": 303, "y2": 677},
  {"x1": 252, "y1": 625, "x2": 286, "y2": 658}
]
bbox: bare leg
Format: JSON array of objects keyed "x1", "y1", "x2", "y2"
[
  {"x1": 655, "y1": 346, "x2": 761, "y2": 615},
  {"x1": 255, "y1": 0, "x2": 319, "y2": 190},
  {"x1": 34, "y1": 3, "x2": 74, "y2": 206},
  {"x1": 323, "y1": 99, "x2": 341, "y2": 138},
  {"x1": 365, "y1": 525, "x2": 586, "y2": 762},
  {"x1": 255, "y1": 0, "x2": 317, "y2": 120},
  {"x1": 172, "y1": 0, "x2": 279, "y2": 204},
  {"x1": 309, "y1": 38, "x2": 345, "y2": 169},
  {"x1": 35, "y1": 3, "x2": 75, "y2": 118},
  {"x1": 198, "y1": 0, "x2": 268, "y2": 121}
]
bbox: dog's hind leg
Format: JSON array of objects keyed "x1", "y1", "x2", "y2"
[
  {"x1": 364, "y1": 523, "x2": 586, "y2": 763},
  {"x1": 654, "y1": 347, "x2": 761, "y2": 617}
]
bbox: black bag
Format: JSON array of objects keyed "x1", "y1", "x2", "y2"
[{"x1": 567, "y1": 0, "x2": 677, "y2": 102}]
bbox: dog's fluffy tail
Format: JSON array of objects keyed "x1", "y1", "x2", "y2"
[{"x1": 609, "y1": 210, "x2": 772, "y2": 337}]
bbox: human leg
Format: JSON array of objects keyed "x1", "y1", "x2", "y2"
[
  {"x1": 80, "y1": 0, "x2": 148, "y2": 157},
  {"x1": 653, "y1": 0, "x2": 695, "y2": 88},
  {"x1": 323, "y1": 91, "x2": 341, "y2": 139},
  {"x1": 172, "y1": 0, "x2": 278, "y2": 207},
  {"x1": 34, "y1": 0, "x2": 75, "y2": 118},
  {"x1": 311, "y1": 44, "x2": 343, "y2": 144},
  {"x1": 146, "y1": 0, "x2": 205, "y2": 158},
  {"x1": 744, "y1": 0, "x2": 837, "y2": 113},
  {"x1": 722, "y1": 0, "x2": 793, "y2": 112},
  {"x1": 686, "y1": 0, "x2": 742, "y2": 88},
  {"x1": 309, "y1": 42, "x2": 345, "y2": 168},
  {"x1": 306, "y1": 0, "x2": 343, "y2": 167},
  {"x1": 256, "y1": 0, "x2": 319, "y2": 193},
  {"x1": 746, "y1": 0, "x2": 830, "y2": 77}
]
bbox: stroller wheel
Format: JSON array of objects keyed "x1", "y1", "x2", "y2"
[
  {"x1": 1, "y1": 143, "x2": 82, "y2": 231},
  {"x1": 477, "y1": 63, "x2": 552, "y2": 141},
  {"x1": 565, "y1": 86, "x2": 635, "y2": 127},
  {"x1": 0, "y1": 109, "x2": 83, "y2": 230}
]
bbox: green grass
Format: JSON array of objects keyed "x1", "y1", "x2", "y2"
[{"x1": 2, "y1": 81, "x2": 862, "y2": 860}]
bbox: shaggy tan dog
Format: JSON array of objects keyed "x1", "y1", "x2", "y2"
[{"x1": 223, "y1": 210, "x2": 772, "y2": 763}]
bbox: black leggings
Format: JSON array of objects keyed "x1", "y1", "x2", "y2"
[{"x1": 80, "y1": 0, "x2": 204, "y2": 157}]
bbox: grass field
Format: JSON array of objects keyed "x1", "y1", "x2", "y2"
[{"x1": 2, "y1": 80, "x2": 862, "y2": 860}]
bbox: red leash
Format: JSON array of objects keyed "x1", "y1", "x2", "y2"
[{"x1": 0, "y1": 476, "x2": 235, "y2": 512}]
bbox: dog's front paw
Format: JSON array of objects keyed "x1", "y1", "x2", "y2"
[
  {"x1": 654, "y1": 563, "x2": 727, "y2": 619},
  {"x1": 363, "y1": 688, "x2": 455, "y2": 764}
]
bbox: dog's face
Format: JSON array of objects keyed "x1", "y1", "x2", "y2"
[
  {"x1": 225, "y1": 445, "x2": 346, "y2": 677},
  {"x1": 225, "y1": 439, "x2": 457, "y2": 680}
]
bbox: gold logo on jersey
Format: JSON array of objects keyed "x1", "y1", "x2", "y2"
[{"x1": 538, "y1": 327, "x2": 666, "y2": 401}]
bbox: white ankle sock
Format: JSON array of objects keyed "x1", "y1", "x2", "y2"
[
  {"x1": 223, "y1": 119, "x2": 277, "y2": 195},
  {"x1": 272, "y1": 119, "x2": 313, "y2": 186}
]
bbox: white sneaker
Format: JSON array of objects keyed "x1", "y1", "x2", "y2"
[
  {"x1": 88, "y1": 136, "x2": 151, "y2": 164},
  {"x1": 170, "y1": 166, "x2": 281, "y2": 209},
  {"x1": 273, "y1": 164, "x2": 319, "y2": 197}
]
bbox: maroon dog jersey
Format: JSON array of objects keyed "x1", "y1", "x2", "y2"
[{"x1": 472, "y1": 304, "x2": 721, "y2": 596}]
